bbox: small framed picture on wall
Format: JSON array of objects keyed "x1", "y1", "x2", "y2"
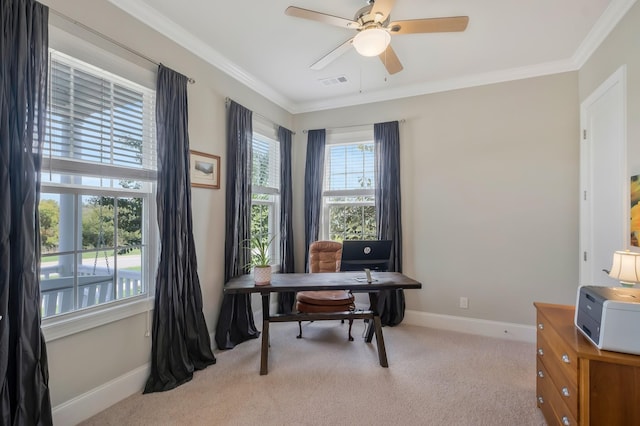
[{"x1": 190, "y1": 150, "x2": 220, "y2": 189}]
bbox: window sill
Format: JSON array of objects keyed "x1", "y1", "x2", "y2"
[{"x1": 42, "y1": 297, "x2": 155, "y2": 342}]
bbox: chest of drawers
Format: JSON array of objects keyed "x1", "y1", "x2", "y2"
[{"x1": 535, "y1": 303, "x2": 640, "y2": 426}]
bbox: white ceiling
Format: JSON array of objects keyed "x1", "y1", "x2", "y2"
[{"x1": 108, "y1": 0, "x2": 635, "y2": 113}]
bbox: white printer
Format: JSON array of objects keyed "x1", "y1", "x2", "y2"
[{"x1": 575, "y1": 285, "x2": 640, "y2": 355}]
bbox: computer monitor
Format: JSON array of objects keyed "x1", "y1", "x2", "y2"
[{"x1": 340, "y1": 240, "x2": 392, "y2": 272}]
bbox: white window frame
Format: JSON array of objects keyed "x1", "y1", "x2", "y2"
[
  {"x1": 251, "y1": 117, "x2": 281, "y2": 267},
  {"x1": 321, "y1": 126, "x2": 376, "y2": 241},
  {"x1": 41, "y1": 25, "x2": 158, "y2": 341}
]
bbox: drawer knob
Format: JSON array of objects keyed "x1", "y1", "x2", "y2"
[
  {"x1": 538, "y1": 323, "x2": 544, "y2": 330},
  {"x1": 562, "y1": 415, "x2": 571, "y2": 425},
  {"x1": 537, "y1": 348, "x2": 544, "y2": 356},
  {"x1": 537, "y1": 370, "x2": 545, "y2": 378},
  {"x1": 562, "y1": 354, "x2": 571, "y2": 364},
  {"x1": 562, "y1": 387, "x2": 570, "y2": 397},
  {"x1": 537, "y1": 396, "x2": 544, "y2": 405}
]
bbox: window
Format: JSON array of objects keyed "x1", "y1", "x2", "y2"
[
  {"x1": 321, "y1": 127, "x2": 377, "y2": 241},
  {"x1": 251, "y1": 118, "x2": 280, "y2": 264},
  {"x1": 38, "y1": 50, "x2": 157, "y2": 320}
]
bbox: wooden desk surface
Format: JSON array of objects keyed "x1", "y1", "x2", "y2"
[
  {"x1": 227, "y1": 271, "x2": 422, "y2": 375},
  {"x1": 224, "y1": 271, "x2": 422, "y2": 294}
]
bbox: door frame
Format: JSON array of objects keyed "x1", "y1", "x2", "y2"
[{"x1": 579, "y1": 65, "x2": 627, "y2": 286}]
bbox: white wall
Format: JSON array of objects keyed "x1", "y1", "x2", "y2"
[
  {"x1": 43, "y1": 0, "x2": 292, "y2": 410},
  {"x1": 39, "y1": 0, "x2": 640, "y2": 419},
  {"x1": 293, "y1": 73, "x2": 580, "y2": 326},
  {"x1": 579, "y1": 1, "x2": 640, "y2": 175}
]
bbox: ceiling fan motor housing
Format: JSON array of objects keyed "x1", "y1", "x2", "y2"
[{"x1": 354, "y1": 4, "x2": 390, "y2": 30}]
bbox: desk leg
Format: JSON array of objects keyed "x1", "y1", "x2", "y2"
[
  {"x1": 367, "y1": 292, "x2": 388, "y2": 368},
  {"x1": 365, "y1": 317, "x2": 374, "y2": 342},
  {"x1": 260, "y1": 292, "x2": 270, "y2": 375}
]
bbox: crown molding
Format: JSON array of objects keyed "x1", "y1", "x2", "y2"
[
  {"x1": 292, "y1": 58, "x2": 578, "y2": 113},
  {"x1": 107, "y1": 0, "x2": 297, "y2": 112},
  {"x1": 109, "y1": 0, "x2": 636, "y2": 114},
  {"x1": 572, "y1": 0, "x2": 638, "y2": 68},
  {"x1": 294, "y1": 0, "x2": 637, "y2": 113}
]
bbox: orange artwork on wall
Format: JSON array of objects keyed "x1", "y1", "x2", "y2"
[{"x1": 631, "y1": 175, "x2": 640, "y2": 246}]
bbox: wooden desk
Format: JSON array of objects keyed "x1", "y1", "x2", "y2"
[
  {"x1": 224, "y1": 272, "x2": 422, "y2": 375},
  {"x1": 534, "y1": 303, "x2": 640, "y2": 425}
]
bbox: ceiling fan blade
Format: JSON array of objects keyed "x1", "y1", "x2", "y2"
[
  {"x1": 370, "y1": 0, "x2": 396, "y2": 20},
  {"x1": 285, "y1": 6, "x2": 359, "y2": 29},
  {"x1": 378, "y1": 44, "x2": 403, "y2": 75},
  {"x1": 310, "y1": 38, "x2": 354, "y2": 70},
  {"x1": 388, "y1": 16, "x2": 469, "y2": 34}
]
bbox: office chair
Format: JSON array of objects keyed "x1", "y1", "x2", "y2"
[{"x1": 296, "y1": 240, "x2": 355, "y2": 341}]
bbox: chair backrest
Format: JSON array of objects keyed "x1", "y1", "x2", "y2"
[{"x1": 309, "y1": 241, "x2": 342, "y2": 273}]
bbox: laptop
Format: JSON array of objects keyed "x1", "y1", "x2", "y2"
[{"x1": 340, "y1": 240, "x2": 392, "y2": 272}]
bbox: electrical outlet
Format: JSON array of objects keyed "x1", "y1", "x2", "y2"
[{"x1": 459, "y1": 297, "x2": 469, "y2": 309}]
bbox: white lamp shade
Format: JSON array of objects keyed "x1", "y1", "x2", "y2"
[
  {"x1": 609, "y1": 250, "x2": 640, "y2": 284},
  {"x1": 353, "y1": 28, "x2": 391, "y2": 57}
]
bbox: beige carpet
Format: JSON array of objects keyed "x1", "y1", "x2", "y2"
[{"x1": 80, "y1": 321, "x2": 546, "y2": 426}]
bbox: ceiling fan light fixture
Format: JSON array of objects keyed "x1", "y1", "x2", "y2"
[{"x1": 353, "y1": 28, "x2": 391, "y2": 57}]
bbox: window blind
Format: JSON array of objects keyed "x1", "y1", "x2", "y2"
[
  {"x1": 324, "y1": 126, "x2": 374, "y2": 192},
  {"x1": 44, "y1": 50, "x2": 156, "y2": 179},
  {"x1": 252, "y1": 133, "x2": 280, "y2": 194}
]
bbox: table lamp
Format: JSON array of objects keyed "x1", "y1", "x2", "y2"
[{"x1": 608, "y1": 250, "x2": 640, "y2": 287}]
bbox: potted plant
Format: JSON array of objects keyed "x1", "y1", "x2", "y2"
[{"x1": 245, "y1": 235, "x2": 275, "y2": 285}]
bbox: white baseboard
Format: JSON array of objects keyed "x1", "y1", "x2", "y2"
[
  {"x1": 54, "y1": 310, "x2": 534, "y2": 424},
  {"x1": 258, "y1": 305, "x2": 536, "y2": 343},
  {"x1": 52, "y1": 363, "x2": 150, "y2": 426},
  {"x1": 403, "y1": 309, "x2": 536, "y2": 343}
]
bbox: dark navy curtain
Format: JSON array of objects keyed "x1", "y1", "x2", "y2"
[
  {"x1": 303, "y1": 129, "x2": 326, "y2": 272},
  {"x1": 374, "y1": 121, "x2": 405, "y2": 326},
  {"x1": 215, "y1": 100, "x2": 260, "y2": 349},
  {"x1": 277, "y1": 126, "x2": 295, "y2": 314},
  {"x1": 144, "y1": 65, "x2": 216, "y2": 393},
  {"x1": 0, "y1": 1, "x2": 53, "y2": 423}
]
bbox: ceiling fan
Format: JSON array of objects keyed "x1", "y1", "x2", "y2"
[{"x1": 285, "y1": 0, "x2": 469, "y2": 75}]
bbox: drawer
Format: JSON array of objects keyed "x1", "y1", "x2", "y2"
[
  {"x1": 536, "y1": 357, "x2": 578, "y2": 424},
  {"x1": 536, "y1": 382, "x2": 558, "y2": 426},
  {"x1": 537, "y1": 358, "x2": 578, "y2": 426},
  {"x1": 537, "y1": 312, "x2": 578, "y2": 378},
  {"x1": 537, "y1": 368, "x2": 578, "y2": 426},
  {"x1": 537, "y1": 332, "x2": 578, "y2": 420}
]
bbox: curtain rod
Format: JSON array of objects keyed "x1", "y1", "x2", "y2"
[
  {"x1": 225, "y1": 97, "x2": 295, "y2": 135},
  {"x1": 302, "y1": 119, "x2": 405, "y2": 134},
  {"x1": 50, "y1": 8, "x2": 196, "y2": 84}
]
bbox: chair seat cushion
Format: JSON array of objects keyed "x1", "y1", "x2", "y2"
[
  {"x1": 296, "y1": 290, "x2": 355, "y2": 306},
  {"x1": 296, "y1": 300, "x2": 355, "y2": 314}
]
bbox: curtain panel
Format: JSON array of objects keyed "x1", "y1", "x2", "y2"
[
  {"x1": 215, "y1": 100, "x2": 260, "y2": 349},
  {"x1": 277, "y1": 126, "x2": 296, "y2": 314},
  {"x1": 0, "y1": 1, "x2": 53, "y2": 424},
  {"x1": 374, "y1": 121, "x2": 405, "y2": 326},
  {"x1": 303, "y1": 129, "x2": 326, "y2": 271},
  {"x1": 144, "y1": 65, "x2": 216, "y2": 394}
]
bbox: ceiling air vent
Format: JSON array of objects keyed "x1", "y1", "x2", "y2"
[{"x1": 318, "y1": 75, "x2": 348, "y2": 87}]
